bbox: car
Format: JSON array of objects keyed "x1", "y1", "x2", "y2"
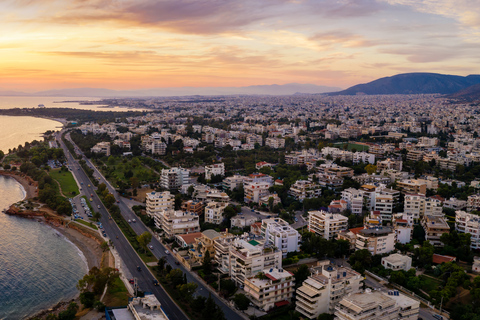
[
  {"x1": 152, "y1": 279, "x2": 159, "y2": 286},
  {"x1": 129, "y1": 279, "x2": 134, "y2": 284},
  {"x1": 97, "y1": 205, "x2": 101, "y2": 209},
  {"x1": 165, "y1": 250, "x2": 170, "y2": 255},
  {"x1": 91, "y1": 193, "x2": 93, "y2": 197},
  {"x1": 88, "y1": 184, "x2": 91, "y2": 187},
  {"x1": 175, "y1": 261, "x2": 180, "y2": 265},
  {"x1": 433, "y1": 315, "x2": 444, "y2": 320},
  {"x1": 294, "y1": 217, "x2": 298, "y2": 222},
  {"x1": 128, "y1": 219, "x2": 132, "y2": 223},
  {"x1": 117, "y1": 200, "x2": 120, "y2": 203},
  {"x1": 137, "y1": 266, "x2": 141, "y2": 271},
  {"x1": 132, "y1": 219, "x2": 136, "y2": 223},
  {"x1": 149, "y1": 245, "x2": 154, "y2": 250},
  {"x1": 81, "y1": 182, "x2": 84, "y2": 185},
  {"x1": 89, "y1": 198, "x2": 93, "y2": 201}
]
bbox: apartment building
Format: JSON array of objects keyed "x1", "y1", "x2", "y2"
[
  {"x1": 352, "y1": 151, "x2": 375, "y2": 164},
  {"x1": 288, "y1": 180, "x2": 322, "y2": 202},
  {"x1": 377, "y1": 158, "x2": 403, "y2": 171},
  {"x1": 204, "y1": 201, "x2": 228, "y2": 225},
  {"x1": 404, "y1": 194, "x2": 443, "y2": 221},
  {"x1": 261, "y1": 218, "x2": 301, "y2": 256},
  {"x1": 341, "y1": 188, "x2": 364, "y2": 215},
  {"x1": 181, "y1": 200, "x2": 204, "y2": 215},
  {"x1": 467, "y1": 194, "x2": 480, "y2": 212},
  {"x1": 318, "y1": 162, "x2": 354, "y2": 178},
  {"x1": 205, "y1": 163, "x2": 225, "y2": 180},
  {"x1": 393, "y1": 213, "x2": 413, "y2": 244},
  {"x1": 188, "y1": 229, "x2": 222, "y2": 267},
  {"x1": 146, "y1": 191, "x2": 174, "y2": 218},
  {"x1": 265, "y1": 137, "x2": 285, "y2": 149},
  {"x1": 444, "y1": 197, "x2": 467, "y2": 210},
  {"x1": 90, "y1": 142, "x2": 111, "y2": 156},
  {"x1": 421, "y1": 215, "x2": 450, "y2": 246},
  {"x1": 160, "y1": 167, "x2": 190, "y2": 190},
  {"x1": 222, "y1": 174, "x2": 244, "y2": 191},
  {"x1": 151, "y1": 140, "x2": 167, "y2": 155},
  {"x1": 355, "y1": 227, "x2": 395, "y2": 255},
  {"x1": 397, "y1": 179, "x2": 427, "y2": 195},
  {"x1": 154, "y1": 209, "x2": 200, "y2": 238},
  {"x1": 295, "y1": 264, "x2": 363, "y2": 318},
  {"x1": 406, "y1": 150, "x2": 424, "y2": 162},
  {"x1": 308, "y1": 211, "x2": 348, "y2": 240},
  {"x1": 455, "y1": 210, "x2": 480, "y2": 250},
  {"x1": 381, "y1": 253, "x2": 412, "y2": 271},
  {"x1": 227, "y1": 239, "x2": 283, "y2": 286},
  {"x1": 335, "y1": 290, "x2": 420, "y2": 320},
  {"x1": 374, "y1": 192, "x2": 394, "y2": 221},
  {"x1": 244, "y1": 267, "x2": 295, "y2": 311}
]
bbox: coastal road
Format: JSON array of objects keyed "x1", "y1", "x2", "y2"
[
  {"x1": 58, "y1": 131, "x2": 245, "y2": 320},
  {"x1": 57, "y1": 131, "x2": 189, "y2": 320}
]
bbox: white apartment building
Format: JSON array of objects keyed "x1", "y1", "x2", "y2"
[
  {"x1": 151, "y1": 140, "x2": 167, "y2": 155},
  {"x1": 352, "y1": 151, "x2": 375, "y2": 164},
  {"x1": 204, "y1": 201, "x2": 228, "y2": 225},
  {"x1": 335, "y1": 290, "x2": 420, "y2": 320},
  {"x1": 404, "y1": 194, "x2": 443, "y2": 221},
  {"x1": 244, "y1": 175, "x2": 273, "y2": 203},
  {"x1": 90, "y1": 142, "x2": 111, "y2": 156},
  {"x1": 222, "y1": 174, "x2": 244, "y2": 191},
  {"x1": 295, "y1": 264, "x2": 363, "y2": 318},
  {"x1": 244, "y1": 267, "x2": 295, "y2": 312},
  {"x1": 288, "y1": 180, "x2": 322, "y2": 202},
  {"x1": 261, "y1": 218, "x2": 301, "y2": 256},
  {"x1": 154, "y1": 209, "x2": 200, "y2": 238},
  {"x1": 444, "y1": 197, "x2": 467, "y2": 210},
  {"x1": 308, "y1": 211, "x2": 348, "y2": 240},
  {"x1": 265, "y1": 137, "x2": 285, "y2": 149},
  {"x1": 374, "y1": 192, "x2": 394, "y2": 220},
  {"x1": 160, "y1": 167, "x2": 190, "y2": 190},
  {"x1": 355, "y1": 227, "x2": 395, "y2": 255},
  {"x1": 381, "y1": 253, "x2": 412, "y2": 272},
  {"x1": 227, "y1": 239, "x2": 283, "y2": 286},
  {"x1": 341, "y1": 188, "x2": 364, "y2": 215},
  {"x1": 393, "y1": 213, "x2": 413, "y2": 244},
  {"x1": 205, "y1": 163, "x2": 225, "y2": 181},
  {"x1": 455, "y1": 210, "x2": 480, "y2": 250},
  {"x1": 146, "y1": 191, "x2": 174, "y2": 218}
]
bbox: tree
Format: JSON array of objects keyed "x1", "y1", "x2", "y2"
[
  {"x1": 177, "y1": 282, "x2": 198, "y2": 301},
  {"x1": 294, "y1": 264, "x2": 310, "y2": 288},
  {"x1": 365, "y1": 164, "x2": 377, "y2": 175},
  {"x1": 57, "y1": 302, "x2": 78, "y2": 320},
  {"x1": 168, "y1": 269, "x2": 184, "y2": 287},
  {"x1": 137, "y1": 231, "x2": 152, "y2": 253},
  {"x1": 100, "y1": 241, "x2": 110, "y2": 252},
  {"x1": 233, "y1": 293, "x2": 250, "y2": 310},
  {"x1": 203, "y1": 250, "x2": 213, "y2": 274},
  {"x1": 104, "y1": 193, "x2": 115, "y2": 208},
  {"x1": 130, "y1": 176, "x2": 139, "y2": 189},
  {"x1": 414, "y1": 241, "x2": 434, "y2": 267},
  {"x1": 80, "y1": 291, "x2": 95, "y2": 308}
]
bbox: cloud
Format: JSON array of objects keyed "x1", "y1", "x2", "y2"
[{"x1": 309, "y1": 30, "x2": 383, "y2": 48}]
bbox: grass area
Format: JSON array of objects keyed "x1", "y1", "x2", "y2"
[
  {"x1": 333, "y1": 142, "x2": 370, "y2": 152},
  {"x1": 73, "y1": 219, "x2": 98, "y2": 230},
  {"x1": 49, "y1": 168, "x2": 79, "y2": 196},
  {"x1": 3, "y1": 153, "x2": 21, "y2": 164},
  {"x1": 102, "y1": 275, "x2": 130, "y2": 307},
  {"x1": 420, "y1": 275, "x2": 443, "y2": 293},
  {"x1": 96, "y1": 156, "x2": 157, "y2": 188}
]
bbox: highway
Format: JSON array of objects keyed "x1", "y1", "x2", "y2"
[{"x1": 57, "y1": 131, "x2": 244, "y2": 320}]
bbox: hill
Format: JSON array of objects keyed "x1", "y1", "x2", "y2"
[
  {"x1": 447, "y1": 83, "x2": 480, "y2": 101},
  {"x1": 328, "y1": 73, "x2": 480, "y2": 95}
]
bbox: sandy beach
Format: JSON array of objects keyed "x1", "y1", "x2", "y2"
[{"x1": 0, "y1": 170, "x2": 38, "y2": 199}]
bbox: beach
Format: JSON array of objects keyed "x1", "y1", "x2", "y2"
[{"x1": 0, "y1": 170, "x2": 38, "y2": 199}]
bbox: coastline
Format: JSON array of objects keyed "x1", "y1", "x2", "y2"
[{"x1": 0, "y1": 170, "x2": 38, "y2": 199}]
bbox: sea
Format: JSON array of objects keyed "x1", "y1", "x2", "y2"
[
  {"x1": 0, "y1": 96, "x2": 129, "y2": 153},
  {"x1": 0, "y1": 96, "x2": 104, "y2": 319},
  {"x1": 0, "y1": 175, "x2": 88, "y2": 319}
]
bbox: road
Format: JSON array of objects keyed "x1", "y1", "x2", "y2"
[{"x1": 58, "y1": 131, "x2": 244, "y2": 320}]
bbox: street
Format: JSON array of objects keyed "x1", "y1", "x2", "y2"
[{"x1": 58, "y1": 131, "x2": 244, "y2": 320}]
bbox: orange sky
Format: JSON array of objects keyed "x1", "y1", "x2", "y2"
[{"x1": 0, "y1": 0, "x2": 479, "y2": 91}]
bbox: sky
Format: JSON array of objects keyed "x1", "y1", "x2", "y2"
[{"x1": 0, "y1": 0, "x2": 479, "y2": 91}]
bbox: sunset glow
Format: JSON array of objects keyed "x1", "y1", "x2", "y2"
[{"x1": 1, "y1": 0, "x2": 479, "y2": 91}]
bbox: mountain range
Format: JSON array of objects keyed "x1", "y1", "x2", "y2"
[
  {"x1": 328, "y1": 73, "x2": 480, "y2": 96},
  {"x1": 0, "y1": 83, "x2": 341, "y2": 98}
]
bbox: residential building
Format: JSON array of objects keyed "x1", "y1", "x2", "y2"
[
  {"x1": 231, "y1": 216, "x2": 258, "y2": 228},
  {"x1": 227, "y1": 239, "x2": 283, "y2": 286},
  {"x1": 393, "y1": 213, "x2": 413, "y2": 244},
  {"x1": 341, "y1": 188, "x2": 364, "y2": 215},
  {"x1": 397, "y1": 179, "x2": 427, "y2": 195},
  {"x1": 261, "y1": 218, "x2": 301, "y2": 256},
  {"x1": 374, "y1": 192, "x2": 394, "y2": 221},
  {"x1": 154, "y1": 209, "x2": 200, "y2": 238},
  {"x1": 467, "y1": 194, "x2": 480, "y2": 212},
  {"x1": 106, "y1": 294, "x2": 169, "y2": 320},
  {"x1": 222, "y1": 174, "x2": 244, "y2": 191},
  {"x1": 377, "y1": 158, "x2": 403, "y2": 171},
  {"x1": 244, "y1": 267, "x2": 295, "y2": 312},
  {"x1": 334, "y1": 290, "x2": 420, "y2": 320},
  {"x1": 265, "y1": 137, "x2": 285, "y2": 149},
  {"x1": 421, "y1": 215, "x2": 450, "y2": 246},
  {"x1": 160, "y1": 167, "x2": 190, "y2": 190},
  {"x1": 404, "y1": 194, "x2": 443, "y2": 221},
  {"x1": 473, "y1": 256, "x2": 480, "y2": 273},
  {"x1": 204, "y1": 201, "x2": 228, "y2": 225},
  {"x1": 444, "y1": 197, "x2": 467, "y2": 210},
  {"x1": 308, "y1": 210, "x2": 348, "y2": 240},
  {"x1": 381, "y1": 254, "x2": 412, "y2": 271},
  {"x1": 295, "y1": 264, "x2": 363, "y2": 318},
  {"x1": 288, "y1": 180, "x2": 322, "y2": 202},
  {"x1": 90, "y1": 142, "x2": 110, "y2": 156},
  {"x1": 455, "y1": 210, "x2": 480, "y2": 250},
  {"x1": 205, "y1": 163, "x2": 225, "y2": 180},
  {"x1": 318, "y1": 162, "x2": 354, "y2": 178},
  {"x1": 188, "y1": 229, "x2": 222, "y2": 267},
  {"x1": 355, "y1": 227, "x2": 395, "y2": 255},
  {"x1": 181, "y1": 200, "x2": 204, "y2": 215},
  {"x1": 146, "y1": 191, "x2": 174, "y2": 218},
  {"x1": 244, "y1": 178, "x2": 273, "y2": 203}
]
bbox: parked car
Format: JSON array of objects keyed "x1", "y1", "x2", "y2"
[
  {"x1": 129, "y1": 279, "x2": 134, "y2": 284},
  {"x1": 165, "y1": 250, "x2": 170, "y2": 255},
  {"x1": 149, "y1": 245, "x2": 154, "y2": 250}
]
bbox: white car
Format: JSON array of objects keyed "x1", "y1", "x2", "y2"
[
  {"x1": 165, "y1": 250, "x2": 170, "y2": 255},
  {"x1": 149, "y1": 245, "x2": 154, "y2": 250},
  {"x1": 128, "y1": 219, "x2": 131, "y2": 223}
]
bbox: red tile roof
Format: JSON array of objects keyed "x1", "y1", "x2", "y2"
[
  {"x1": 274, "y1": 300, "x2": 290, "y2": 308},
  {"x1": 432, "y1": 254, "x2": 456, "y2": 264},
  {"x1": 349, "y1": 227, "x2": 365, "y2": 235}
]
